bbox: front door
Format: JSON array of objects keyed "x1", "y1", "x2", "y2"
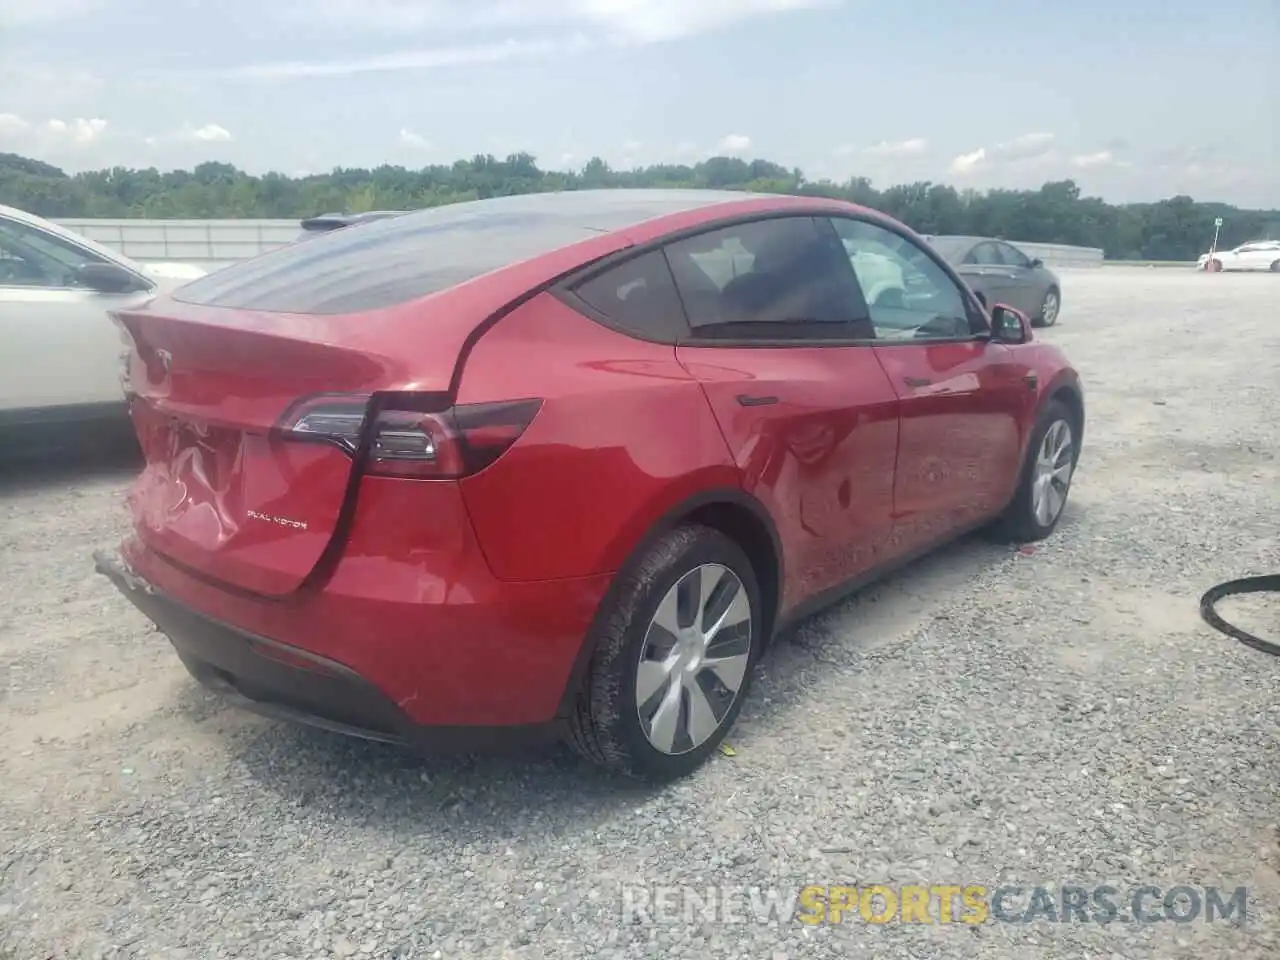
[
  {"x1": 990, "y1": 241, "x2": 1043, "y2": 316},
  {"x1": 664, "y1": 215, "x2": 902, "y2": 610},
  {"x1": 828, "y1": 216, "x2": 1028, "y2": 555},
  {"x1": 0, "y1": 215, "x2": 151, "y2": 415}
]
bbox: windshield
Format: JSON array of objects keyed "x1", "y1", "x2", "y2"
[{"x1": 1, "y1": 206, "x2": 146, "y2": 276}]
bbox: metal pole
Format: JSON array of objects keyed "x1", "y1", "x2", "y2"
[{"x1": 1206, "y1": 217, "x2": 1223, "y2": 271}]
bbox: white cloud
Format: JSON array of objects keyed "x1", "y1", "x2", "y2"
[
  {"x1": 399, "y1": 127, "x2": 429, "y2": 147},
  {"x1": 993, "y1": 131, "x2": 1055, "y2": 161},
  {"x1": 46, "y1": 117, "x2": 108, "y2": 144},
  {"x1": 559, "y1": 152, "x2": 575, "y2": 166},
  {"x1": 280, "y1": 0, "x2": 841, "y2": 44},
  {"x1": 567, "y1": 0, "x2": 841, "y2": 44},
  {"x1": 190, "y1": 123, "x2": 233, "y2": 143},
  {"x1": 1070, "y1": 150, "x2": 1113, "y2": 168},
  {"x1": 216, "y1": 0, "x2": 836, "y2": 81},
  {"x1": 0, "y1": 0, "x2": 103, "y2": 25},
  {"x1": 0, "y1": 113, "x2": 31, "y2": 136},
  {"x1": 716, "y1": 133, "x2": 751, "y2": 154},
  {"x1": 220, "y1": 36, "x2": 580, "y2": 80},
  {"x1": 948, "y1": 133, "x2": 1055, "y2": 176},
  {"x1": 674, "y1": 141, "x2": 699, "y2": 157},
  {"x1": 622, "y1": 139, "x2": 642, "y2": 152},
  {"x1": 949, "y1": 147, "x2": 986, "y2": 174},
  {"x1": 864, "y1": 137, "x2": 927, "y2": 156}
]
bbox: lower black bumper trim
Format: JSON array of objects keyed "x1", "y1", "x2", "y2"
[{"x1": 93, "y1": 550, "x2": 564, "y2": 754}]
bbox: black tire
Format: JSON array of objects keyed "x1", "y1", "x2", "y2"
[
  {"x1": 1032, "y1": 287, "x2": 1060, "y2": 328},
  {"x1": 1269, "y1": 260, "x2": 1280, "y2": 273},
  {"x1": 566, "y1": 524, "x2": 763, "y2": 782},
  {"x1": 988, "y1": 399, "x2": 1079, "y2": 543}
]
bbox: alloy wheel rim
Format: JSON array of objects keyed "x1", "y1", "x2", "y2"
[
  {"x1": 1032, "y1": 419, "x2": 1074, "y2": 526},
  {"x1": 1042, "y1": 292, "x2": 1059, "y2": 325},
  {"x1": 635, "y1": 563, "x2": 753, "y2": 756}
]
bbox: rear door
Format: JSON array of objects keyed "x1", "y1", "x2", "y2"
[
  {"x1": 666, "y1": 216, "x2": 902, "y2": 608},
  {"x1": 829, "y1": 217, "x2": 1032, "y2": 553}
]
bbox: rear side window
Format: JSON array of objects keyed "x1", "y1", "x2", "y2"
[{"x1": 569, "y1": 250, "x2": 689, "y2": 341}]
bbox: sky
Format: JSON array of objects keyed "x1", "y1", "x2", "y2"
[{"x1": 1, "y1": 0, "x2": 1277, "y2": 206}]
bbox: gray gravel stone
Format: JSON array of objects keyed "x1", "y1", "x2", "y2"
[{"x1": 1, "y1": 268, "x2": 1278, "y2": 959}]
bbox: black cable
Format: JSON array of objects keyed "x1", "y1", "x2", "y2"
[{"x1": 1199, "y1": 574, "x2": 1280, "y2": 657}]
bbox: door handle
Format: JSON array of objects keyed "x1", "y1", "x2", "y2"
[
  {"x1": 903, "y1": 376, "x2": 932, "y2": 388},
  {"x1": 736, "y1": 394, "x2": 779, "y2": 407}
]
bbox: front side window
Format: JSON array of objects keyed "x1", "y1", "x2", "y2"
[
  {"x1": 663, "y1": 216, "x2": 871, "y2": 341},
  {"x1": 829, "y1": 217, "x2": 979, "y2": 341},
  {"x1": 969, "y1": 242, "x2": 1004, "y2": 266},
  {"x1": 0, "y1": 217, "x2": 111, "y2": 288}
]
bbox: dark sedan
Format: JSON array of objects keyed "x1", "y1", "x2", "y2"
[
  {"x1": 926, "y1": 235, "x2": 1062, "y2": 327},
  {"x1": 298, "y1": 211, "x2": 407, "y2": 238}
]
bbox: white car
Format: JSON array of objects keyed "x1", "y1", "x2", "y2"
[
  {"x1": 1197, "y1": 240, "x2": 1280, "y2": 272},
  {"x1": 0, "y1": 203, "x2": 206, "y2": 450}
]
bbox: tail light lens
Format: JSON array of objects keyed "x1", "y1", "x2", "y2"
[{"x1": 283, "y1": 396, "x2": 541, "y2": 479}]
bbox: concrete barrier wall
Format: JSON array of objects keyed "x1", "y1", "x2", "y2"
[
  {"x1": 1014, "y1": 242, "x2": 1104, "y2": 268},
  {"x1": 55, "y1": 218, "x2": 1106, "y2": 269}
]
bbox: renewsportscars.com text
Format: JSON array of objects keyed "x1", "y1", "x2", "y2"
[{"x1": 620, "y1": 883, "x2": 1249, "y2": 926}]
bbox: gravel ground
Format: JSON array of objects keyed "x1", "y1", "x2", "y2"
[{"x1": 2, "y1": 268, "x2": 1278, "y2": 960}]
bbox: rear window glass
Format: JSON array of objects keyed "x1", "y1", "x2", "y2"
[{"x1": 174, "y1": 190, "x2": 745, "y2": 316}]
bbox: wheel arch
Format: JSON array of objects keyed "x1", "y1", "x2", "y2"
[
  {"x1": 555, "y1": 486, "x2": 784, "y2": 717},
  {"x1": 1045, "y1": 374, "x2": 1085, "y2": 450}
]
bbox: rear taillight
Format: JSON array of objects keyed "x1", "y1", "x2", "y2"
[{"x1": 282, "y1": 396, "x2": 541, "y2": 479}]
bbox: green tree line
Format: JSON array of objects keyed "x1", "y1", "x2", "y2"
[{"x1": 2, "y1": 150, "x2": 1276, "y2": 261}]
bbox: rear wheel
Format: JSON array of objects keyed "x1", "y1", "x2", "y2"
[
  {"x1": 989, "y1": 399, "x2": 1079, "y2": 542},
  {"x1": 567, "y1": 525, "x2": 762, "y2": 781},
  {"x1": 1033, "y1": 288, "x2": 1060, "y2": 327},
  {"x1": 1270, "y1": 260, "x2": 1280, "y2": 273}
]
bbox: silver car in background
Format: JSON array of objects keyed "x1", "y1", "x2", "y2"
[
  {"x1": 926, "y1": 235, "x2": 1062, "y2": 327},
  {"x1": 0, "y1": 203, "x2": 206, "y2": 456}
]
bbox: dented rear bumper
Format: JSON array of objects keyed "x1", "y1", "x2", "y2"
[{"x1": 92, "y1": 549, "x2": 568, "y2": 753}]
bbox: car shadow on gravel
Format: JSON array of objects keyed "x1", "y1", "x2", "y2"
[
  {"x1": 0, "y1": 432, "x2": 142, "y2": 495},
  {"x1": 214, "y1": 517, "x2": 1076, "y2": 840}
]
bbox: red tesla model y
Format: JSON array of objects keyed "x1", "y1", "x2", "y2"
[{"x1": 95, "y1": 189, "x2": 1083, "y2": 781}]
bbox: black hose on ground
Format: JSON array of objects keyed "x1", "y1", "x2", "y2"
[{"x1": 1199, "y1": 574, "x2": 1280, "y2": 657}]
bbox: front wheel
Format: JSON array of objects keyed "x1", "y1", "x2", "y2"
[
  {"x1": 1269, "y1": 260, "x2": 1280, "y2": 273},
  {"x1": 989, "y1": 400, "x2": 1079, "y2": 542},
  {"x1": 1033, "y1": 288, "x2": 1060, "y2": 327},
  {"x1": 567, "y1": 525, "x2": 762, "y2": 781}
]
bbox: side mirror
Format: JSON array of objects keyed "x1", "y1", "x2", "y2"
[
  {"x1": 990, "y1": 303, "x2": 1033, "y2": 344},
  {"x1": 74, "y1": 261, "x2": 145, "y2": 294},
  {"x1": 1028, "y1": 257, "x2": 1044, "y2": 268}
]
